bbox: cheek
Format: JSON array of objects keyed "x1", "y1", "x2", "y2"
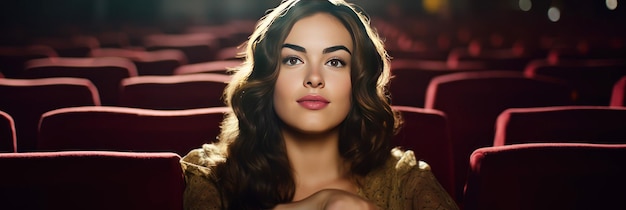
[
  {"x1": 330, "y1": 73, "x2": 353, "y2": 107},
  {"x1": 338, "y1": 82, "x2": 352, "y2": 102},
  {"x1": 335, "y1": 72, "x2": 352, "y2": 95},
  {"x1": 273, "y1": 72, "x2": 293, "y2": 115}
]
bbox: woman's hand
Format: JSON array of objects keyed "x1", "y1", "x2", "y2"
[{"x1": 273, "y1": 189, "x2": 378, "y2": 210}]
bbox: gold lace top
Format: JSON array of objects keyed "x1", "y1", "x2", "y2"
[{"x1": 181, "y1": 144, "x2": 459, "y2": 210}]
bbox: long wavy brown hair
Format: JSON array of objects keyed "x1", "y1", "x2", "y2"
[{"x1": 214, "y1": 0, "x2": 400, "y2": 209}]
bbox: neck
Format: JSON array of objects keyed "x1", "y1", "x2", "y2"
[
  {"x1": 282, "y1": 127, "x2": 347, "y2": 184},
  {"x1": 282, "y1": 127, "x2": 359, "y2": 201}
]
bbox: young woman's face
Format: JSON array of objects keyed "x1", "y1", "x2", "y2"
[{"x1": 274, "y1": 12, "x2": 353, "y2": 135}]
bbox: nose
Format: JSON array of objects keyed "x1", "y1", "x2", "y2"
[{"x1": 304, "y1": 64, "x2": 324, "y2": 88}]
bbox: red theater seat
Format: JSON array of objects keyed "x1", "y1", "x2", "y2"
[
  {"x1": 424, "y1": 70, "x2": 577, "y2": 201},
  {"x1": 173, "y1": 60, "x2": 243, "y2": 75},
  {"x1": 119, "y1": 74, "x2": 231, "y2": 110},
  {"x1": 38, "y1": 106, "x2": 230, "y2": 156},
  {"x1": 392, "y1": 106, "x2": 455, "y2": 200},
  {"x1": 390, "y1": 59, "x2": 486, "y2": 107},
  {"x1": 22, "y1": 57, "x2": 138, "y2": 105},
  {"x1": 524, "y1": 59, "x2": 626, "y2": 105},
  {"x1": 0, "y1": 111, "x2": 16, "y2": 153},
  {"x1": 144, "y1": 33, "x2": 219, "y2": 64},
  {"x1": 611, "y1": 76, "x2": 626, "y2": 107},
  {"x1": 0, "y1": 151, "x2": 183, "y2": 210},
  {"x1": 464, "y1": 143, "x2": 626, "y2": 210},
  {"x1": 90, "y1": 48, "x2": 187, "y2": 75},
  {"x1": 0, "y1": 77, "x2": 100, "y2": 152},
  {"x1": 494, "y1": 106, "x2": 626, "y2": 146}
]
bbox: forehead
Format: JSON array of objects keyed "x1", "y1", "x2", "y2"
[{"x1": 283, "y1": 12, "x2": 353, "y2": 51}]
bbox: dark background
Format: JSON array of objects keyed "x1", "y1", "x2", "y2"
[{"x1": 1, "y1": 0, "x2": 624, "y2": 33}]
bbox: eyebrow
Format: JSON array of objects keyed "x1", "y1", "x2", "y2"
[
  {"x1": 323, "y1": 45, "x2": 352, "y2": 55},
  {"x1": 282, "y1": 43, "x2": 352, "y2": 55},
  {"x1": 282, "y1": 43, "x2": 306, "y2": 53}
]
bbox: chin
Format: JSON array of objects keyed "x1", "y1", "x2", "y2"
[{"x1": 286, "y1": 124, "x2": 341, "y2": 136}]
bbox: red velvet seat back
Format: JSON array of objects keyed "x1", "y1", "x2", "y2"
[
  {"x1": 90, "y1": 48, "x2": 187, "y2": 76},
  {"x1": 389, "y1": 59, "x2": 486, "y2": 107},
  {"x1": 22, "y1": 57, "x2": 138, "y2": 105},
  {"x1": 119, "y1": 74, "x2": 231, "y2": 110},
  {"x1": 494, "y1": 106, "x2": 626, "y2": 146},
  {"x1": 424, "y1": 70, "x2": 577, "y2": 201},
  {"x1": 38, "y1": 106, "x2": 229, "y2": 156},
  {"x1": 0, "y1": 111, "x2": 16, "y2": 153},
  {"x1": 144, "y1": 33, "x2": 219, "y2": 64},
  {"x1": 464, "y1": 143, "x2": 626, "y2": 210},
  {"x1": 0, "y1": 78, "x2": 100, "y2": 152},
  {"x1": 525, "y1": 59, "x2": 626, "y2": 105},
  {"x1": 0, "y1": 151, "x2": 184, "y2": 210},
  {"x1": 392, "y1": 106, "x2": 456, "y2": 200}
]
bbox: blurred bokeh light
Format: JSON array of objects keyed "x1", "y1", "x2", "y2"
[
  {"x1": 548, "y1": 6, "x2": 561, "y2": 22},
  {"x1": 606, "y1": 0, "x2": 618, "y2": 10},
  {"x1": 519, "y1": 0, "x2": 532, "y2": 11}
]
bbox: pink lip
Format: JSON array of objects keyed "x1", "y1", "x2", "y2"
[{"x1": 297, "y1": 95, "x2": 330, "y2": 110}]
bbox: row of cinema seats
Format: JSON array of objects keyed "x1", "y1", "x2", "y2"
[
  {"x1": 0, "y1": 106, "x2": 624, "y2": 209},
  {"x1": 0, "y1": 20, "x2": 254, "y2": 70},
  {"x1": 389, "y1": 58, "x2": 626, "y2": 108},
  {"x1": 0, "y1": 44, "x2": 242, "y2": 78},
  {"x1": 1, "y1": 56, "x2": 239, "y2": 106},
  {"x1": 0, "y1": 70, "x2": 233, "y2": 152},
  {"x1": 0, "y1": 103, "x2": 229, "y2": 154}
]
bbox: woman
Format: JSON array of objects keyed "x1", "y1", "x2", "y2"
[{"x1": 181, "y1": 0, "x2": 458, "y2": 209}]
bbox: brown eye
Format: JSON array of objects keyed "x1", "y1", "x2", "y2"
[
  {"x1": 326, "y1": 58, "x2": 346, "y2": 68},
  {"x1": 282, "y1": 56, "x2": 303, "y2": 66}
]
